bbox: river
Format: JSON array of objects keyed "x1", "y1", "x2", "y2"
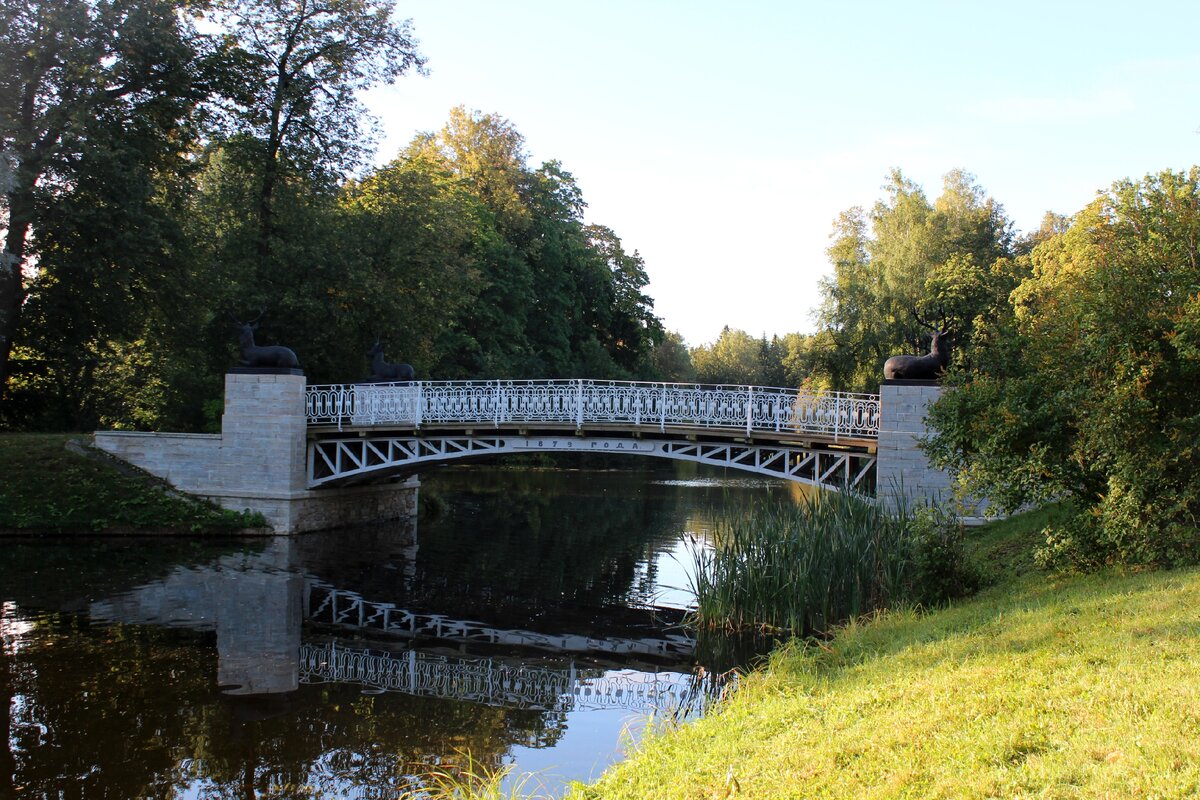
[{"x1": 0, "y1": 463, "x2": 802, "y2": 798}]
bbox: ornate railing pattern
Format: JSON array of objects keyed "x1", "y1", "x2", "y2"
[
  {"x1": 298, "y1": 641, "x2": 724, "y2": 715},
  {"x1": 306, "y1": 379, "x2": 880, "y2": 440}
]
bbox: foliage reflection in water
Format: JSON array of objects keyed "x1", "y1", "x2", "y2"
[{"x1": 0, "y1": 464, "x2": 782, "y2": 798}]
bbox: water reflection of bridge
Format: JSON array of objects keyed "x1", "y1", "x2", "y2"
[
  {"x1": 299, "y1": 641, "x2": 722, "y2": 715},
  {"x1": 86, "y1": 536, "x2": 714, "y2": 711},
  {"x1": 306, "y1": 582, "x2": 694, "y2": 661}
]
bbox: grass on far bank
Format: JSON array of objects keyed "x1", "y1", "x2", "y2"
[
  {"x1": 0, "y1": 433, "x2": 264, "y2": 533},
  {"x1": 561, "y1": 508, "x2": 1200, "y2": 799}
]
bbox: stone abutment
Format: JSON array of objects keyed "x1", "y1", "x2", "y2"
[{"x1": 94, "y1": 372, "x2": 418, "y2": 534}]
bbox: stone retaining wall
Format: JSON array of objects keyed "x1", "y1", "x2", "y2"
[{"x1": 94, "y1": 372, "x2": 418, "y2": 534}]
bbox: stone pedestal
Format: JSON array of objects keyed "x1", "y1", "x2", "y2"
[
  {"x1": 876, "y1": 382, "x2": 953, "y2": 510},
  {"x1": 875, "y1": 382, "x2": 988, "y2": 520},
  {"x1": 94, "y1": 372, "x2": 419, "y2": 533}
]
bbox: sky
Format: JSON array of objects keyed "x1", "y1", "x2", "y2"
[{"x1": 361, "y1": 0, "x2": 1200, "y2": 346}]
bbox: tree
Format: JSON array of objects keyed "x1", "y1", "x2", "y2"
[
  {"x1": 416, "y1": 106, "x2": 532, "y2": 237},
  {"x1": 692, "y1": 327, "x2": 765, "y2": 385},
  {"x1": 815, "y1": 170, "x2": 1015, "y2": 391},
  {"x1": 205, "y1": 0, "x2": 426, "y2": 265},
  {"x1": 0, "y1": 0, "x2": 204, "y2": 394},
  {"x1": 410, "y1": 108, "x2": 662, "y2": 379},
  {"x1": 648, "y1": 330, "x2": 695, "y2": 382},
  {"x1": 926, "y1": 167, "x2": 1200, "y2": 569},
  {"x1": 407, "y1": 109, "x2": 538, "y2": 375},
  {"x1": 584, "y1": 225, "x2": 662, "y2": 375},
  {"x1": 338, "y1": 144, "x2": 491, "y2": 378},
  {"x1": 14, "y1": 97, "x2": 207, "y2": 429}
]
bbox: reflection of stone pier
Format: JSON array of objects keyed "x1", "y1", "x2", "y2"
[
  {"x1": 89, "y1": 539, "x2": 303, "y2": 694},
  {"x1": 299, "y1": 641, "x2": 721, "y2": 715}
]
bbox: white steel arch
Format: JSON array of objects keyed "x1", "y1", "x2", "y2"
[{"x1": 308, "y1": 434, "x2": 876, "y2": 492}]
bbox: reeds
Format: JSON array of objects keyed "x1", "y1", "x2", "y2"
[
  {"x1": 398, "y1": 751, "x2": 553, "y2": 800},
  {"x1": 687, "y1": 491, "x2": 914, "y2": 636}
]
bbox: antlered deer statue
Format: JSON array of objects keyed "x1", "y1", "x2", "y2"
[
  {"x1": 228, "y1": 311, "x2": 300, "y2": 369},
  {"x1": 883, "y1": 308, "x2": 950, "y2": 381},
  {"x1": 365, "y1": 338, "x2": 415, "y2": 383}
]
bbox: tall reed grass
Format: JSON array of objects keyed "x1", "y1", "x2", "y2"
[{"x1": 687, "y1": 491, "x2": 916, "y2": 636}]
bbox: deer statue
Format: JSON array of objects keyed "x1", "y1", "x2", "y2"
[
  {"x1": 365, "y1": 338, "x2": 415, "y2": 383},
  {"x1": 883, "y1": 308, "x2": 950, "y2": 381},
  {"x1": 227, "y1": 311, "x2": 300, "y2": 369}
]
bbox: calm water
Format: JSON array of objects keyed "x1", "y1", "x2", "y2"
[{"x1": 0, "y1": 464, "x2": 802, "y2": 798}]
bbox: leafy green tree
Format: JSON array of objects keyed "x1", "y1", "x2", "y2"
[
  {"x1": 692, "y1": 327, "x2": 765, "y2": 385},
  {"x1": 585, "y1": 224, "x2": 663, "y2": 375},
  {"x1": 205, "y1": 0, "x2": 426, "y2": 265},
  {"x1": 409, "y1": 108, "x2": 661, "y2": 379},
  {"x1": 816, "y1": 170, "x2": 1014, "y2": 391},
  {"x1": 417, "y1": 106, "x2": 533, "y2": 238},
  {"x1": 185, "y1": 139, "x2": 354, "y2": 382},
  {"x1": 0, "y1": 0, "x2": 205, "y2": 395},
  {"x1": 648, "y1": 330, "x2": 696, "y2": 382},
  {"x1": 926, "y1": 167, "x2": 1200, "y2": 569},
  {"x1": 923, "y1": 252, "x2": 1030, "y2": 372},
  {"x1": 777, "y1": 332, "x2": 823, "y2": 389},
  {"x1": 338, "y1": 145, "x2": 492, "y2": 378},
  {"x1": 407, "y1": 109, "x2": 538, "y2": 375}
]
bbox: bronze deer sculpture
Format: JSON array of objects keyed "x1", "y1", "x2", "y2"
[
  {"x1": 883, "y1": 308, "x2": 949, "y2": 381},
  {"x1": 365, "y1": 338, "x2": 415, "y2": 382},
  {"x1": 228, "y1": 311, "x2": 300, "y2": 369}
]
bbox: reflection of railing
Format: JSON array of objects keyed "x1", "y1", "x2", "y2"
[
  {"x1": 306, "y1": 379, "x2": 880, "y2": 440},
  {"x1": 305, "y1": 583, "x2": 695, "y2": 660},
  {"x1": 298, "y1": 641, "x2": 722, "y2": 714}
]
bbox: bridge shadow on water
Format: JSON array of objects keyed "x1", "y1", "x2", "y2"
[{"x1": 0, "y1": 463, "x2": 783, "y2": 798}]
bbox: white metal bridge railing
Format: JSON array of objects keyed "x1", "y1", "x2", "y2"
[{"x1": 306, "y1": 379, "x2": 880, "y2": 440}]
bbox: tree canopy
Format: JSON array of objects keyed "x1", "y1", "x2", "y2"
[
  {"x1": 816, "y1": 170, "x2": 1015, "y2": 391},
  {"x1": 925, "y1": 168, "x2": 1200, "y2": 569},
  {"x1": 0, "y1": 5, "x2": 665, "y2": 430}
]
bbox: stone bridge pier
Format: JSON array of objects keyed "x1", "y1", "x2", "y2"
[
  {"x1": 876, "y1": 381, "x2": 986, "y2": 520},
  {"x1": 94, "y1": 371, "x2": 418, "y2": 533}
]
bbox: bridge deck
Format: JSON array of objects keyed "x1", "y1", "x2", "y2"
[{"x1": 308, "y1": 420, "x2": 877, "y2": 452}]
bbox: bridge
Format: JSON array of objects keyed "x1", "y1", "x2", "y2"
[
  {"x1": 304, "y1": 379, "x2": 881, "y2": 492},
  {"x1": 95, "y1": 371, "x2": 948, "y2": 533}
]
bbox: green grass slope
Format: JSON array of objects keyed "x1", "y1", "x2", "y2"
[{"x1": 571, "y1": 517, "x2": 1200, "y2": 799}]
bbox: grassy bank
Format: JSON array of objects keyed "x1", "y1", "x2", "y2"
[
  {"x1": 0, "y1": 433, "x2": 264, "y2": 534},
  {"x1": 562, "y1": 511, "x2": 1200, "y2": 799}
]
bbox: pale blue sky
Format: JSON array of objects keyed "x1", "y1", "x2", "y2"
[{"x1": 363, "y1": 0, "x2": 1200, "y2": 345}]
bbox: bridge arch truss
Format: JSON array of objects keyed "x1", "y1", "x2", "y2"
[{"x1": 309, "y1": 433, "x2": 875, "y2": 492}]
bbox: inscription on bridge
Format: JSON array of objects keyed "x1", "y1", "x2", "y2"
[{"x1": 511, "y1": 437, "x2": 657, "y2": 453}]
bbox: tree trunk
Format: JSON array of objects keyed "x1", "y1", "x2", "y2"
[
  {"x1": 0, "y1": 188, "x2": 33, "y2": 395},
  {"x1": 257, "y1": 157, "x2": 276, "y2": 263}
]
